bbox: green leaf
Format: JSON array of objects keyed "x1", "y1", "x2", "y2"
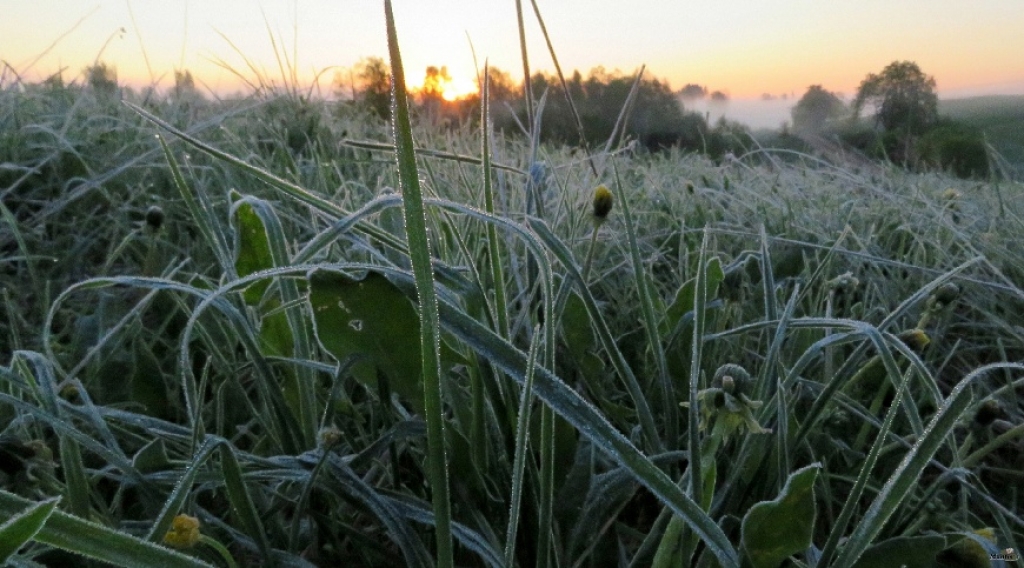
[
  {"x1": 219, "y1": 444, "x2": 271, "y2": 559},
  {"x1": 0, "y1": 497, "x2": 60, "y2": 562},
  {"x1": 662, "y1": 256, "x2": 723, "y2": 337},
  {"x1": 850, "y1": 534, "x2": 947, "y2": 568},
  {"x1": 561, "y1": 292, "x2": 596, "y2": 359},
  {"x1": 233, "y1": 199, "x2": 275, "y2": 305},
  {"x1": 741, "y1": 463, "x2": 820, "y2": 568},
  {"x1": 309, "y1": 270, "x2": 423, "y2": 410}
]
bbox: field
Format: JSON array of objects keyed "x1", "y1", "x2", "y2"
[
  {"x1": 939, "y1": 95, "x2": 1024, "y2": 176},
  {"x1": 3, "y1": 12, "x2": 1024, "y2": 568}
]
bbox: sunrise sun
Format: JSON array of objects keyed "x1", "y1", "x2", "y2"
[{"x1": 419, "y1": 66, "x2": 478, "y2": 101}]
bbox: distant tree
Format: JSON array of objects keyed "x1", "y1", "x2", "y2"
[
  {"x1": 85, "y1": 63, "x2": 118, "y2": 97},
  {"x1": 351, "y1": 57, "x2": 391, "y2": 119},
  {"x1": 484, "y1": 67, "x2": 519, "y2": 104},
  {"x1": 679, "y1": 83, "x2": 707, "y2": 99},
  {"x1": 709, "y1": 90, "x2": 729, "y2": 102},
  {"x1": 791, "y1": 85, "x2": 847, "y2": 134},
  {"x1": 853, "y1": 61, "x2": 937, "y2": 134},
  {"x1": 171, "y1": 70, "x2": 203, "y2": 102}
]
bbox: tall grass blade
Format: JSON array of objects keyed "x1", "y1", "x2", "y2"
[
  {"x1": 615, "y1": 169, "x2": 678, "y2": 447},
  {"x1": 383, "y1": 1, "x2": 454, "y2": 565},
  {"x1": 688, "y1": 229, "x2": 711, "y2": 506},
  {"x1": 527, "y1": 0, "x2": 598, "y2": 177},
  {"x1": 504, "y1": 326, "x2": 541, "y2": 567},
  {"x1": 480, "y1": 64, "x2": 510, "y2": 338}
]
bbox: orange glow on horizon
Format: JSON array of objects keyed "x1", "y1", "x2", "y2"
[{"x1": 417, "y1": 66, "x2": 479, "y2": 102}]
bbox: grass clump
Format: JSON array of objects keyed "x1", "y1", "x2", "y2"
[{"x1": 3, "y1": 4, "x2": 1024, "y2": 567}]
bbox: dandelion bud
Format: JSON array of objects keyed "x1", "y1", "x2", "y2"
[
  {"x1": 592, "y1": 184, "x2": 614, "y2": 221},
  {"x1": 897, "y1": 328, "x2": 930, "y2": 353},
  {"x1": 973, "y1": 399, "x2": 1002, "y2": 428},
  {"x1": 827, "y1": 272, "x2": 859, "y2": 292},
  {"x1": 145, "y1": 205, "x2": 165, "y2": 230},
  {"x1": 933, "y1": 282, "x2": 960, "y2": 305},
  {"x1": 163, "y1": 514, "x2": 201, "y2": 549},
  {"x1": 713, "y1": 363, "x2": 751, "y2": 395},
  {"x1": 318, "y1": 425, "x2": 343, "y2": 449}
]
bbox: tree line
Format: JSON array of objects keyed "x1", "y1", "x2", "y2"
[
  {"x1": 63, "y1": 57, "x2": 990, "y2": 179},
  {"x1": 340, "y1": 57, "x2": 751, "y2": 159},
  {"x1": 344, "y1": 57, "x2": 989, "y2": 178}
]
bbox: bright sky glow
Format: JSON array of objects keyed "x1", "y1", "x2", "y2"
[{"x1": 3, "y1": 0, "x2": 1023, "y2": 102}]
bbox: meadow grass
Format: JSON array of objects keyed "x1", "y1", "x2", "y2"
[{"x1": 3, "y1": 4, "x2": 1024, "y2": 567}]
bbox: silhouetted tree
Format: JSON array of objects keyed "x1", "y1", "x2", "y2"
[
  {"x1": 679, "y1": 84, "x2": 707, "y2": 99},
  {"x1": 792, "y1": 85, "x2": 847, "y2": 134},
  {"x1": 350, "y1": 57, "x2": 391, "y2": 119},
  {"x1": 853, "y1": 61, "x2": 937, "y2": 134},
  {"x1": 85, "y1": 63, "x2": 118, "y2": 97},
  {"x1": 709, "y1": 90, "x2": 728, "y2": 102}
]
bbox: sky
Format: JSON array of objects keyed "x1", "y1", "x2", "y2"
[{"x1": 4, "y1": 0, "x2": 1024, "y2": 110}]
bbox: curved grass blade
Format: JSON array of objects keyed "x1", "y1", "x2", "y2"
[
  {"x1": 323, "y1": 453, "x2": 433, "y2": 568},
  {"x1": 528, "y1": 217, "x2": 663, "y2": 453}
]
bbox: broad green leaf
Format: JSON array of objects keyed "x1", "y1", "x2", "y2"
[
  {"x1": 850, "y1": 534, "x2": 947, "y2": 568},
  {"x1": 741, "y1": 463, "x2": 820, "y2": 568},
  {"x1": 233, "y1": 199, "x2": 275, "y2": 305},
  {"x1": 561, "y1": 292, "x2": 596, "y2": 360},
  {"x1": 0, "y1": 497, "x2": 60, "y2": 562},
  {"x1": 131, "y1": 438, "x2": 172, "y2": 473},
  {"x1": 661, "y1": 256, "x2": 723, "y2": 337},
  {"x1": 309, "y1": 270, "x2": 423, "y2": 410}
]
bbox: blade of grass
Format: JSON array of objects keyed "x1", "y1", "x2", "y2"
[
  {"x1": 383, "y1": 2, "x2": 453, "y2": 566},
  {"x1": 526, "y1": 0, "x2": 598, "y2": 177},
  {"x1": 504, "y1": 326, "x2": 541, "y2": 567},
  {"x1": 614, "y1": 168, "x2": 678, "y2": 448},
  {"x1": 688, "y1": 229, "x2": 711, "y2": 507},
  {"x1": 0, "y1": 496, "x2": 60, "y2": 562},
  {"x1": 481, "y1": 64, "x2": 510, "y2": 339}
]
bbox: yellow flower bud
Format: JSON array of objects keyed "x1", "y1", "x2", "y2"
[
  {"x1": 592, "y1": 184, "x2": 614, "y2": 221},
  {"x1": 163, "y1": 514, "x2": 201, "y2": 549},
  {"x1": 897, "y1": 328, "x2": 930, "y2": 354}
]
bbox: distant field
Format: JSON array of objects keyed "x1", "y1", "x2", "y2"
[{"x1": 939, "y1": 95, "x2": 1024, "y2": 172}]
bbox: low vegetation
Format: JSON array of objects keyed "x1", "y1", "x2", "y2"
[{"x1": 2, "y1": 3, "x2": 1023, "y2": 567}]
